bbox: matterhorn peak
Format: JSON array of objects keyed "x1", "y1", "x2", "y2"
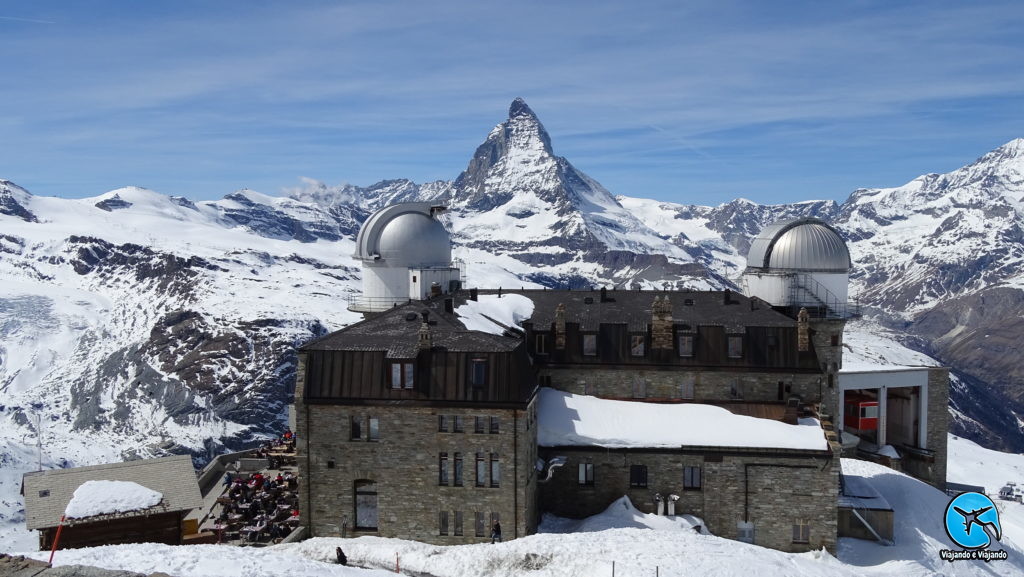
[{"x1": 509, "y1": 97, "x2": 537, "y2": 120}]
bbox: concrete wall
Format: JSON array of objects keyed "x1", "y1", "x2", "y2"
[{"x1": 538, "y1": 447, "x2": 839, "y2": 554}]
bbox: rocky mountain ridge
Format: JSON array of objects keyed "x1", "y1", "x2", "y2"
[{"x1": 2, "y1": 102, "x2": 1023, "y2": 536}]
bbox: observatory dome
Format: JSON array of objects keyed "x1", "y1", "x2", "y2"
[
  {"x1": 377, "y1": 212, "x2": 451, "y2": 267},
  {"x1": 354, "y1": 202, "x2": 452, "y2": 267},
  {"x1": 746, "y1": 218, "x2": 850, "y2": 272}
]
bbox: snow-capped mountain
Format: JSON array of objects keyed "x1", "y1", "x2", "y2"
[{"x1": 2, "y1": 100, "x2": 1024, "y2": 537}]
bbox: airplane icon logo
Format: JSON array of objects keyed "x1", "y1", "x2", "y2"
[{"x1": 945, "y1": 492, "x2": 1003, "y2": 550}]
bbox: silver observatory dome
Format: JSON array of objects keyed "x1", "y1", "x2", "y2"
[
  {"x1": 746, "y1": 218, "x2": 851, "y2": 272},
  {"x1": 354, "y1": 202, "x2": 452, "y2": 268}
]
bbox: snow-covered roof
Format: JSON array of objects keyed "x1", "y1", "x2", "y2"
[
  {"x1": 537, "y1": 388, "x2": 828, "y2": 451},
  {"x1": 22, "y1": 455, "x2": 202, "y2": 529},
  {"x1": 454, "y1": 294, "x2": 534, "y2": 335},
  {"x1": 65, "y1": 480, "x2": 163, "y2": 519}
]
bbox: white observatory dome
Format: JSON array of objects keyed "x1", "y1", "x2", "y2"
[
  {"x1": 350, "y1": 202, "x2": 461, "y2": 313},
  {"x1": 742, "y1": 217, "x2": 853, "y2": 315},
  {"x1": 746, "y1": 218, "x2": 851, "y2": 272},
  {"x1": 377, "y1": 212, "x2": 451, "y2": 267}
]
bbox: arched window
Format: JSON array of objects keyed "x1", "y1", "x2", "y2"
[{"x1": 354, "y1": 480, "x2": 378, "y2": 531}]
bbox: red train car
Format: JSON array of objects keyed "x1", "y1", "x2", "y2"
[{"x1": 844, "y1": 394, "x2": 879, "y2": 431}]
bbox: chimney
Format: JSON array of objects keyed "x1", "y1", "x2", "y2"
[
  {"x1": 651, "y1": 296, "x2": 674, "y2": 350},
  {"x1": 797, "y1": 307, "x2": 810, "y2": 352},
  {"x1": 444, "y1": 298, "x2": 454, "y2": 314},
  {"x1": 600, "y1": 287, "x2": 608, "y2": 302},
  {"x1": 470, "y1": 288, "x2": 478, "y2": 301},
  {"x1": 430, "y1": 282, "x2": 442, "y2": 298},
  {"x1": 419, "y1": 310, "x2": 432, "y2": 351},
  {"x1": 554, "y1": 303, "x2": 566, "y2": 350}
]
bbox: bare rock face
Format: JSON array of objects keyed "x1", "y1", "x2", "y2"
[{"x1": 0, "y1": 180, "x2": 37, "y2": 222}]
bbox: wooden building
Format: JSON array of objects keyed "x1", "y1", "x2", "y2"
[{"x1": 22, "y1": 455, "x2": 203, "y2": 550}]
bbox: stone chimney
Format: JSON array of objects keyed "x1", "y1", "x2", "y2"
[
  {"x1": 797, "y1": 307, "x2": 810, "y2": 352},
  {"x1": 652, "y1": 296, "x2": 674, "y2": 350},
  {"x1": 419, "y1": 310, "x2": 432, "y2": 350},
  {"x1": 554, "y1": 303, "x2": 566, "y2": 349}
]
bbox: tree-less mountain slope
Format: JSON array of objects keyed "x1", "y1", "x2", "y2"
[{"x1": 2, "y1": 102, "x2": 1023, "y2": 540}]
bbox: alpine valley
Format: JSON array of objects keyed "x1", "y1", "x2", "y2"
[{"x1": 2, "y1": 99, "x2": 1023, "y2": 537}]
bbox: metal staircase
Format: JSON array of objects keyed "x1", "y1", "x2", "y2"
[{"x1": 787, "y1": 273, "x2": 860, "y2": 319}]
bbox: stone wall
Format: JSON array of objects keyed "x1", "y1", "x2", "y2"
[
  {"x1": 899, "y1": 367, "x2": 949, "y2": 489},
  {"x1": 538, "y1": 446, "x2": 839, "y2": 554},
  {"x1": 296, "y1": 354, "x2": 536, "y2": 544},
  {"x1": 809, "y1": 319, "x2": 846, "y2": 418},
  {"x1": 542, "y1": 367, "x2": 823, "y2": 405}
]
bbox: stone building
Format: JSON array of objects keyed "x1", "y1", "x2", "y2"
[{"x1": 291, "y1": 205, "x2": 948, "y2": 554}]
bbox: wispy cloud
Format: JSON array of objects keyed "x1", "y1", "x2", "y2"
[
  {"x1": 0, "y1": 15, "x2": 55, "y2": 24},
  {"x1": 1, "y1": 1, "x2": 1023, "y2": 204}
]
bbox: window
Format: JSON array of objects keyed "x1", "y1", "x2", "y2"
[
  {"x1": 831, "y1": 335, "x2": 840, "y2": 347},
  {"x1": 578, "y1": 462, "x2": 594, "y2": 486},
  {"x1": 632, "y1": 378, "x2": 647, "y2": 399},
  {"x1": 861, "y1": 405, "x2": 879, "y2": 419},
  {"x1": 438, "y1": 415, "x2": 448, "y2": 432},
  {"x1": 439, "y1": 452, "x2": 449, "y2": 486},
  {"x1": 727, "y1": 336, "x2": 743, "y2": 358},
  {"x1": 475, "y1": 416, "x2": 485, "y2": 434},
  {"x1": 737, "y1": 521, "x2": 755, "y2": 544},
  {"x1": 355, "y1": 480, "x2": 378, "y2": 530},
  {"x1": 475, "y1": 512, "x2": 486, "y2": 537},
  {"x1": 792, "y1": 519, "x2": 810, "y2": 544},
  {"x1": 454, "y1": 415, "x2": 465, "y2": 433},
  {"x1": 454, "y1": 510, "x2": 464, "y2": 536},
  {"x1": 490, "y1": 416, "x2": 500, "y2": 434},
  {"x1": 454, "y1": 452, "x2": 463, "y2": 486},
  {"x1": 368, "y1": 417, "x2": 379, "y2": 441},
  {"x1": 350, "y1": 416, "x2": 362, "y2": 441},
  {"x1": 469, "y1": 358, "x2": 488, "y2": 387},
  {"x1": 629, "y1": 464, "x2": 648, "y2": 488},
  {"x1": 536, "y1": 333, "x2": 548, "y2": 354},
  {"x1": 490, "y1": 453, "x2": 501, "y2": 487},
  {"x1": 730, "y1": 380, "x2": 743, "y2": 400},
  {"x1": 680, "y1": 377, "x2": 695, "y2": 400},
  {"x1": 390, "y1": 362, "x2": 415, "y2": 389},
  {"x1": 582, "y1": 334, "x2": 597, "y2": 356},
  {"x1": 683, "y1": 466, "x2": 702, "y2": 490},
  {"x1": 678, "y1": 334, "x2": 694, "y2": 357},
  {"x1": 439, "y1": 511, "x2": 449, "y2": 535},
  {"x1": 630, "y1": 335, "x2": 645, "y2": 356},
  {"x1": 475, "y1": 453, "x2": 486, "y2": 487}
]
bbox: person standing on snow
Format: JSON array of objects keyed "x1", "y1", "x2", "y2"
[{"x1": 491, "y1": 520, "x2": 502, "y2": 544}]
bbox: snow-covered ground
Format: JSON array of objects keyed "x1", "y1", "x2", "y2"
[{"x1": 10, "y1": 447, "x2": 1024, "y2": 576}]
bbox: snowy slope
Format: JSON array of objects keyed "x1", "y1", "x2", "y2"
[
  {"x1": 2, "y1": 100, "x2": 1024, "y2": 549},
  {"x1": 16, "y1": 459, "x2": 1024, "y2": 576}
]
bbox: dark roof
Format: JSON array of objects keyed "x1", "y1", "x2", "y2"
[
  {"x1": 22, "y1": 455, "x2": 202, "y2": 530},
  {"x1": 303, "y1": 299, "x2": 523, "y2": 357},
  {"x1": 305, "y1": 289, "x2": 798, "y2": 355},
  {"x1": 496, "y1": 289, "x2": 796, "y2": 331}
]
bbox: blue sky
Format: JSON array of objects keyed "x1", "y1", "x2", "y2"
[{"x1": 2, "y1": 0, "x2": 1023, "y2": 205}]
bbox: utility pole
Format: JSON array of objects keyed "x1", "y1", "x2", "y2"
[{"x1": 35, "y1": 412, "x2": 43, "y2": 471}]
